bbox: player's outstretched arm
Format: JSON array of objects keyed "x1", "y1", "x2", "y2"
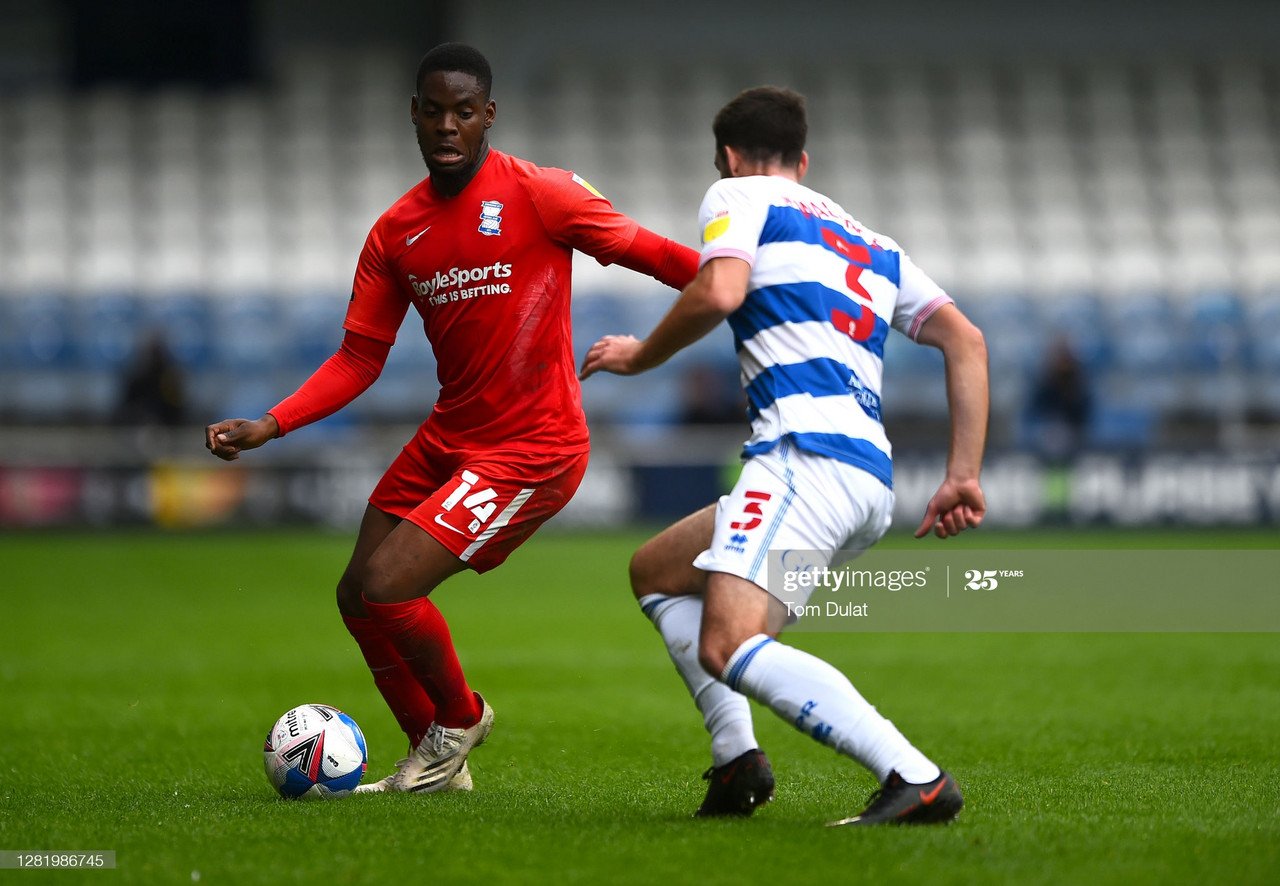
[
  {"x1": 610, "y1": 228, "x2": 700, "y2": 291},
  {"x1": 579, "y1": 256, "x2": 749, "y2": 379},
  {"x1": 206, "y1": 415, "x2": 279, "y2": 461},
  {"x1": 205, "y1": 331, "x2": 391, "y2": 461},
  {"x1": 912, "y1": 304, "x2": 990, "y2": 539}
]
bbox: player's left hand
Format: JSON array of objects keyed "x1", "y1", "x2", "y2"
[
  {"x1": 579, "y1": 335, "x2": 644, "y2": 379},
  {"x1": 914, "y1": 476, "x2": 986, "y2": 539}
]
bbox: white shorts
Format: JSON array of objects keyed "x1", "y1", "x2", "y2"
[{"x1": 692, "y1": 439, "x2": 895, "y2": 606}]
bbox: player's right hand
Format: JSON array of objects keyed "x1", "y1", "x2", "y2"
[
  {"x1": 578, "y1": 334, "x2": 644, "y2": 379},
  {"x1": 914, "y1": 476, "x2": 986, "y2": 539},
  {"x1": 205, "y1": 415, "x2": 279, "y2": 461}
]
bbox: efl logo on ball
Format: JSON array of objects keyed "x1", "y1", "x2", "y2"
[{"x1": 263, "y1": 704, "x2": 368, "y2": 799}]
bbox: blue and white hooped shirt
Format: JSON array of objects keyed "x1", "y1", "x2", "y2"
[{"x1": 698, "y1": 175, "x2": 953, "y2": 489}]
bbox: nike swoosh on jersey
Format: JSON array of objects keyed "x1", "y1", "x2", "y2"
[{"x1": 406, "y1": 226, "x2": 431, "y2": 246}]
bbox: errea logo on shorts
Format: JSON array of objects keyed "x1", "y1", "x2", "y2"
[{"x1": 409, "y1": 262, "x2": 513, "y2": 307}]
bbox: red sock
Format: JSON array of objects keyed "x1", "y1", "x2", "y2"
[
  {"x1": 342, "y1": 614, "x2": 435, "y2": 748},
  {"x1": 363, "y1": 597, "x2": 483, "y2": 728}
]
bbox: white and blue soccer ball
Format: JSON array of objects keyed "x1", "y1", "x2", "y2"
[{"x1": 263, "y1": 704, "x2": 368, "y2": 799}]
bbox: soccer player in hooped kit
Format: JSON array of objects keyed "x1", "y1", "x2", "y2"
[
  {"x1": 205, "y1": 43, "x2": 698, "y2": 793},
  {"x1": 580, "y1": 87, "x2": 989, "y2": 825}
]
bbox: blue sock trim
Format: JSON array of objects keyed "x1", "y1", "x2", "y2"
[
  {"x1": 639, "y1": 594, "x2": 670, "y2": 619},
  {"x1": 724, "y1": 636, "x2": 775, "y2": 692}
]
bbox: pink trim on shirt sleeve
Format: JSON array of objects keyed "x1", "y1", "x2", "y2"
[
  {"x1": 908, "y1": 295, "x2": 954, "y2": 340},
  {"x1": 699, "y1": 247, "x2": 755, "y2": 268}
]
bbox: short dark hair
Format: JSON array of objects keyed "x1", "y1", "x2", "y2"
[
  {"x1": 713, "y1": 87, "x2": 807, "y2": 166},
  {"x1": 415, "y1": 42, "x2": 493, "y2": 98}
]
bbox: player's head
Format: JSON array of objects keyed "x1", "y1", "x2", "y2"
[
  {"x1": 712, "y1": 87, "x2": 808, "y2": 179},
  {"x1": 415, "y1": 42, "x2": 493, "y2": 100},
  {"x1": 411, "y1": 43, "x2": 496, "y2": 191}
]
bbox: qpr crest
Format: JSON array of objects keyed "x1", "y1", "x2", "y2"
[{"x1": 478, "y1": 200, "x2": 503, "y2": 236}]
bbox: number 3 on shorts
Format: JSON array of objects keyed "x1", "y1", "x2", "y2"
[{"x1": 730, "y1": 490, "x2": 773, "y2": 531}]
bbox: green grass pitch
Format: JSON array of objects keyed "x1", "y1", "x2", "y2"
[{"x1": 2, "y1": 528, "x2": 1277, "y2": 884}]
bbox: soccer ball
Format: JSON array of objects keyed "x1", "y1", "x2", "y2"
[{"x1": 263, "y1": 703, "x2": 368, "y2": 799}]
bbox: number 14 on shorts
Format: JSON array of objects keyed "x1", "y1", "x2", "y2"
[{"x1": 440, "y1": 470, "x2": 498, "y2": 533}]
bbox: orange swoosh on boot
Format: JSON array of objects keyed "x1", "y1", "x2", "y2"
[{"x1": 919, "y1": 777, "x2": 948, "y2": 804}]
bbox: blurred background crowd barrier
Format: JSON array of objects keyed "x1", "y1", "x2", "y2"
[{"x1": 1, "y1": 0, "x2": 1277, "y2": 528}]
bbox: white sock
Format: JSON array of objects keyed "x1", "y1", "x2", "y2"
[
  {"x1": 639, "y1": 594, "x2": 759, "y2": 767},
  {"x1": 722, "y1": 634, "x2": 940, "y2": 784}
]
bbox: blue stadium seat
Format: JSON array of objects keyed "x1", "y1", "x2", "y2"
[
  {"x1": 609, "y1": 371, "x2": 682, "y2": 427},
  {"x1": 1108, "y1": 294, "x2": 1182, "y2": 372},
  {"x1": 211, "y1": 374, "x2": 287, "y2": 423},
  {"x1": 280, "y1": 294, "x2": 347, "y2": 369},
  {"x1": 0, "y1": 296, "x2": 94, "y2": 419},
  {"x1": 572, "y1": 292, "x2": 635, "y2": 363},
  {"x1": 78, "y1": 293, "x2": 147, "y2": 371},
  {"x1": 384, "y1": 311, "x2": 436, "y2": 373},
  {"x1": 1185, "y1": 291, "x2": 1248, "y2": 370},
  {"x1": 363, "y1": 362, "x2": 439, "y2": 421},
  {"x1": 1087, "y1": 404, "x2": 1156, "y2": 450},
  {"x1": 0, "y1": 298, "x2": 15, "y2": 370},
  {"x1": 1041, "y1": 294, "x2": 1112, "y2": 372},
  {"x1": 210, "y1": 294, "x2": 285, "y2": 371},
  {"x1": 148, "y1": 293, "x2": 214, "y2": 369},
  {"x1": 1246, "y1": 294, "x2": 1280, "y2": 371},
  {"x1": 9, "y1": 294, "x2": 77, "y2": 368},
  {"x1": 967, "y1": 296, "x2": 1047, "y2": 374},
  {"x1": 883, "y1": 329, "x2": 944, "y2": 377}
]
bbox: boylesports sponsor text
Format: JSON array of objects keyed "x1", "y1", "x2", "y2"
[{"x1": 410, "y1": 262, "x2": 513, "y2": 306}]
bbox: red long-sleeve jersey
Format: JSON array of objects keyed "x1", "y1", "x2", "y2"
[{"x1": 270, "y1": 149, "x2": 696, "y2": 453}]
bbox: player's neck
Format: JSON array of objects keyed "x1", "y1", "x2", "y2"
[
  {"x1": 732, "y1": 162, "x2": 799, "y2": 182},
  {"x1": 430, "y1": 144, "x2": 492, "y2": 197}
]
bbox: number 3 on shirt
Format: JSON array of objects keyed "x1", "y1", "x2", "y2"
[{"x1": 820, "y1": 228, "x2": 877, "y2": 343}]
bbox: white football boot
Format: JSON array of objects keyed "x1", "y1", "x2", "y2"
[
  {"x1": 354, "y1": 758, "x2": 473, "y2": 794},
  {"x1": 388, "y1": 694, "x2": 494, "y2": 794}
]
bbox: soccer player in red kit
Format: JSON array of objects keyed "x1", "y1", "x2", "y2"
[{"x1": 205, "y1": 43, "x2": 697, "y2": 793}]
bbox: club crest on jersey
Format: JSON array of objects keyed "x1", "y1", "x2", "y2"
[{"x1": 479, "y1": 200, "x2": 504, "y2": 236}]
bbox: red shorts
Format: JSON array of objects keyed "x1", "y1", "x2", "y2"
[{"x1": 369, "y1": 435, "x2": 589, "y2": 573}]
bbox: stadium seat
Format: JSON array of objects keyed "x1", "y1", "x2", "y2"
[
  {"x1": 347, "y1": 366, "x2": 436, "y2": 424},
  {"x1": 210, "y1": 294, "x2": 285, "y2": 371},
  {"x1": 77, "y1": 293, "x2": 147, "y2": 371},
  {"x1": 1185, "y1": 292, "x2": 1249, "y2": 370},
  {"x1": 1041, "y1": 295, "x2": 1112, "y2": 372},
  {"x1": 1247, "y1": 294, "x2": 1280, "y2": 371},
  {"x1": 9, "y1": 293, "x2": 77, "y2": 368},
  {"x1": 389, "y1": 317, "x2": 438, "y2": 372},
  {"x1": 966, "y1": 296, "x2": 1046, "y2": 374},
  {"x1": 572, "y1": 292, "x2": 636, "y2": 362},
  {"x1": 0, "y1": 299, "x2": 15, "y2": 371},
  {"x1": 147, "y1": 294, "x2": 215, "y2": 370},
  {"x1": 1087, "y1": 404, "x2": 1156, "y2": 451},
  {"x1": 280, "y1": 294, "x2": 347, "y2": 369},
  {"x1": 1108, "y1": 294, "x2": 1183, "y2": 373}
]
